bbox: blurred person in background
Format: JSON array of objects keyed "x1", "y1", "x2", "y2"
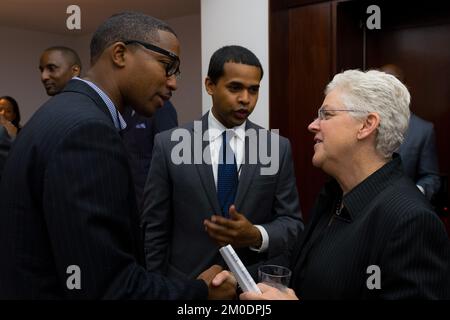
[
  {"x1": 39, "y1": 46, "x2": 82, "y2": 96},
  {"x1": 0, "y1": 96, "x2": 21, "y2": 178}
]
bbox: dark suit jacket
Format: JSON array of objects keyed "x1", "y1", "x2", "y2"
[
  {"x1": 398, "y1": 114, "x2": 440, "y2": 200},
  {"x1": 0, "y1": 79, "x2": 206, "y2": 299},
  {"x1": 287, "y1": 157, "x2": 450, "y2": 299},
  {"x1": 122, "y1": 101, "x2": 178, "y2": 209},
  {"x1": 142, "y1": 113, "x2": 303, "y2": 279}
]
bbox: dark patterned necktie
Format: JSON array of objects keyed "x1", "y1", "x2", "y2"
[{"x1": 217, "y1": 130, "x2": 238, "y2": 217}]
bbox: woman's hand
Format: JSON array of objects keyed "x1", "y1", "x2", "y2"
[{"x1": 0, "y1": 115, "x2": 17, "y2": 138}]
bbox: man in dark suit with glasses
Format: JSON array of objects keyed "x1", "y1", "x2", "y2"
[{"x1": 0, "y1": 11, "x2": 235, "y2": 300}]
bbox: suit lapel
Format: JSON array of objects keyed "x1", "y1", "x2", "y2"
[
  {"x1": 234, "y1": 125, "x2": 258, "y2": 209},
  {"x1": 194, "y1": 113, "x2": 222, "y2": 214}
]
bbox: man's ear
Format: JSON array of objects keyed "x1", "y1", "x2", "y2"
[
  {"x1": 71, "y1": 65, "x2": 81, "y2": 77},
  {"x1": 357, "y1": 113, "x2": 380, "y2": 140},
  {"x1": 205, "y1": 77, "x2": 215, "y2": 96},
  {"x1": 110, "y1": 42, "x2": 127, "y2": 68}
]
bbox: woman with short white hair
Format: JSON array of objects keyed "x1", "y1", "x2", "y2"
[{"x1": 241, "y1": 69, "x2": 450, "y2": 300}]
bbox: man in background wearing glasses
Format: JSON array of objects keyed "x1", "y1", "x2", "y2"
[{"x1": 0, "y1": 11, "x2": 235, "y2": 300}]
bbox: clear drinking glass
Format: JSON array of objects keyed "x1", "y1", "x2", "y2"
[{"x1": 258, "y1": 265, "x2": 292, "y2": 291}]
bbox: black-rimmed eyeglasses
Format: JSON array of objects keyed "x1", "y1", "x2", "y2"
[{"x1": 123, "y1": 40, "x2": 180, "y2": 78}]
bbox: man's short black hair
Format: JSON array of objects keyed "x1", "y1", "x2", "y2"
[
  {"x1": 0, "y1": 95, "x2": 21, "y2": 129},
  {"x1": 207, "y1": 45, "x2": 264, "y2": 84},
  {"x1": 44, "y1": 46, "x2": 82, "y2": 71},
  {"x1": 90, "y1": 11, "x2": 177, "y2": 64}
]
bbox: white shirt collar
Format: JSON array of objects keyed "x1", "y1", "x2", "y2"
[{"x1": 208, "y1": 109, "x2": 246, "y2": 142}]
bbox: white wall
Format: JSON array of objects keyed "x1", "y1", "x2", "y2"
[
  {"x1": 201, "y1": 0, "x2": 269, "y2": 128},
  {"x1": 73, "y1": 33, "x2": 92, "y2": 74}
]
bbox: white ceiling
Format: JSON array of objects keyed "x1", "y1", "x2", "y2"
[{"x1": 0, "y1": 0, "x2": 200, "y2": 35}]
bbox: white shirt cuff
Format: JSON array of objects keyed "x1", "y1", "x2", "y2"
[
  {"x1": 416, "y1": 184, "x2": 425, "y2": 195},
  {"x1": 249, "y1": 225, "x2": 269, "y2": 253}
]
